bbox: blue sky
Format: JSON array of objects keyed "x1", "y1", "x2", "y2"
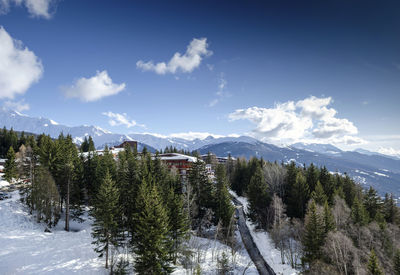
[{"x1": 0, "y1": 0, "x2": 399, "y2": 154}]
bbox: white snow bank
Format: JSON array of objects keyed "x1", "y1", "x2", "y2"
[
  {"x1": 374, "y1": 171, "x2": 389, "y2": 178},
  {"x1": 0, "y1": 191, "x2": 106, "y2": 274},
  {"x1": 173, "y1": 231, "x2": 257, "y2": 274},
  {"x1": 0, "y1": 180, "x2": 10, "y2": 188}
]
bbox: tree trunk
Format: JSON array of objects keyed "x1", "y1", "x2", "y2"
[
  {"x1": 105, "y1": 236, "x2": 109, "y2": 269},
  {"x1": 65, "y1": 175, "x2": 70, "y2": 231}
]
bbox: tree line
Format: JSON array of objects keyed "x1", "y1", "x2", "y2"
[
  {"x1": 3, "y1": 128, "x2": 235, "y2": 274},
  {"x1": 230, "y1": 157, "x2": 400, "y2": 274}
]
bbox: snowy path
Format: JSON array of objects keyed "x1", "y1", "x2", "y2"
[{"x1": 232, "y1": 196, "x2": 276, "y2": 275}]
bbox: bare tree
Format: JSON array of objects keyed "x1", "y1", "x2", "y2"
[
  {"x1": 263, "y1": 162, "x2": 286, "y2": 198},
  {"x1": 332, "y1": 196, "x2": 351, "y2": 231},
  {"x1": 324, "y1": 231, "x2": 358, "y2": 275}
]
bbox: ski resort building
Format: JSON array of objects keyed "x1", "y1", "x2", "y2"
[
  {"x1": 200, "y1": 153, "x2": 236, "y2": 164},
  {"x1": 114, "y1": 141, "x2": 138, "y2": 152},
  {"x1": 158, "y1": 153, "x2": 199, "y2": 181}
]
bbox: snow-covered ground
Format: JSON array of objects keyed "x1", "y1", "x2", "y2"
[
  {"x1": 173, "y1": 231, "x2": 257, "y2": 274},
  {"x1": 0, "y1": 190, "x2": 257, "y2": 274},
  {"x1": 0, "y1": 173, "x2": 10, "y2": 188},
  {"x1": 230, "y1": 190, "x2": 299, "y2": 275},
  {"x1": 0, "y1": 191, "x2": 105, "y2": 274}
]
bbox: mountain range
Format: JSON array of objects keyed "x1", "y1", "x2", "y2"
[{"x1": 1, "y1": 109, "x2": 399, "y2": 199}]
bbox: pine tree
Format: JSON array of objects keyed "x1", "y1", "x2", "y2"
[
  {"x1": 364, "y1": 187, "x2": 381, "y2": 221},
  {"x1": 284, "y1": 161, "x2": 297, "y2": 205},
  {"x1": 4, "y1": 146, "x2": 17, "y2": 182},
  {"x1": 306, "y1": 163, "x2": 319, "y2": 192},
  {"x1": 31, "y1": 167, "x2": 61, "y2": 227},
  {"x1": 323, "y1": 200, "x2": 335, "y2": 235},
  {"x1": 88, "y1": 136, "x2": 95, "y2": 151},
  {"x1": 367, "y1": 249, "x2": 383, "y2": 275},
  {"x1": 91, "y1": 170, "x2": 120, "y2": 269},
  {"x1": 393, "y1": 249, "x2": 400, "y2": 275},
  {"x1": 302, "y1": 200, "x2": 325, "y2": 264},
  {"x1": 320, "y1": 166, "x2": 335, "y2": 203},
  {"x1": 352, "y1": 197, "x2": 368, "y2": 226},
  {"x1": 311, "y1": 180, "x2": 327, "y2": 205},
  {"x1": 133, "y1": 178, "x2": 173, "y2": 274},
  {"x1": 383, "y1": 193, "x2": 398, "y2": 223},
  {"x1": 287, "y1": 172, "x2": 310, "y2": 218},
  {"x1": 343, "y1": 175, "x2": 356, "y2": 207},
  {"x1": 188, "y1": 160, "x2": 214, "y2": 223},
  {"x1": 166, "y1": 187, "x2": 189, "y2": 263},
  {"x1": 214, "y1": 164, "x2": 235, "y2": 236},
  {"x1": 247, "y1": 165, "x2": 271, "y2": 229}
]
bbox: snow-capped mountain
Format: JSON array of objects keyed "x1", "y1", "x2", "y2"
[
  {"x1": 2, "y1": 109, "x2": 400, "y2": 198},
  {"x1": 0, "y1": 109, "x2": 258, "y2": 151}
]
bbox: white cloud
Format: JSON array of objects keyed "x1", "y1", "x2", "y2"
[
  {"x1": 0, "y1": 0, "x2": 55, "y2": 19},
  {"x1": 137, "y1": 38, "x2": 212, "y2": 74},
  {"x1": 208, "y1": 73, "x2": 230, "y2": 107},
  {"x1": 0, "y1": 26, "x2": 43, "y2": 99},
  {"x1": 102, "y1": 111, "x2": 144, "y2": 129},
  {"x1": 63, "y1": 71, "x2": 126, "y2": 102},
  {"x1": 377, "y1": 147, "x2": 400, "y2": 158},
  {"x1": 3, "y1": 99, "x2": 30, "y2": 112},
  {"x1": 228, "y1": 96, "x2": 365, "y2": 146}
]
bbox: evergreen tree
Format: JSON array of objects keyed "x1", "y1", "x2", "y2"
[
  {"x1": 319, "y1": 166, "x2": 335, "y2": 204},
  {"x1": 287, "y1": 172, "x2": 310, "y2": 218},
  {"x1": 133, "y1": 178, "x2": 173, "y2": 274},
  {"x1": 247, "y1": 165, "x2": 271, "y2": 229},
  {"x1": 88, "y1": 136, "x2": 96, "y2": 151},
  {"x1": 302, "y1": 200, "x2": 325, "y2": 264},
  {"x1": 394, "y1": 249, "x2": 400, "y2": 275},
  {"x1": 80, "y1": 136, "x2": 89, "y2": 152},
  {"x1": 214, "y1": 164, "x2": 235, "y2": 236},
  {"x1": 231, "y1": 158, "x2": 247, "y2": 196},
  {"x1": 364, "y1": 187, "x2": 381, "y2": 221},
  {"x1": 306, "y1": 163, "x2": 319, "y2": 192},
  {"x1": 323, "y1": 200, "x2": 335, "y2": 235},
  {"x1": 311, "y1": 180, "x2": 327, "y2": 205},
  {"x1": 351, "y1": 197, "x2": 368, "y2": 226},
  {"x1": 166, "y1": 187, "x2": 189, "y2": 263},
  {"x1": 383, "y1": 193, "x2": 398, "y2": 224},
  {"x1": 188, "y1": 160, "x2": 214, "y2": 224},
  {"x1": 367, "y1": 249, "x2": 383, "y2": 275},
  {"x1": 283, "y1": 161, "x2": 297, "y2": 205},
  {"x1": 30, "y1": 167, "x2": 61, "y2": 227},
  {"x1": 91, "y1": 170, "x2": 120, "y2": 269},
  {"x1": 343, "y1": 175, "x2": 356, "y2": 207},
  {"x1": 4, "y1": 146, "x2": 17, "y2": 182}
]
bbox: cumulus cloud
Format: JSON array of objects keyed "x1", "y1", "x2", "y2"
[
  {"x1": 0, "y1": 0, "x2": 55, "y2": 19},
  {"x1": 3, "y1": 99, "x2": 30, "y2": 112},
  {"x1": 137, "y1": 38, "x2": 212, "y2": 74},
  {"x1": 63, "y1": 71, "x2": 126, "y2": 102},
  {"x1": 102, "y1": 111, "x2": 144, "y2": 129},
  {"x1": 378, "y1": 147, "x2": 400, "y2": 158},
  {"x1": 0, "y1": 26, "x2": 43, "y2": 99},
  {"x1": 228, "y1": 96, "x2": 365, "y2": 146}
]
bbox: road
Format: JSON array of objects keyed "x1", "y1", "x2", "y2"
[{"x1": 232, "y1": 197, "x2": 276, "y2": 275}]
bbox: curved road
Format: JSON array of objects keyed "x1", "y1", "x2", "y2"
[{"x1": 232, "y1": 197, "x2": 276, "y2": 275}]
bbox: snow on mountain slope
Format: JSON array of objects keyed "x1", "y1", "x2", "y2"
[{"x1": 0, "y1": 109, "x2": 259, "y2": 151}]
